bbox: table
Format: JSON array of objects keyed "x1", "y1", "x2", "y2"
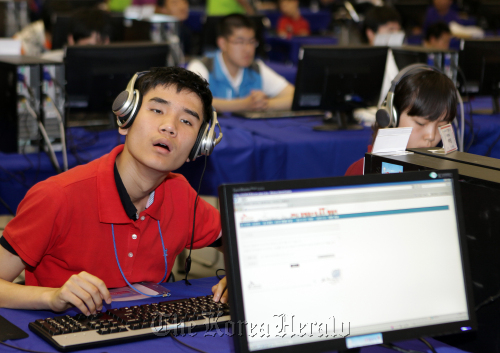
[
  {"x1": 0, "y1": 277, "x2": 470, "y2": 353},
  {"x1": 1, "y1": 98, "x2": 500, "y2": 215}
]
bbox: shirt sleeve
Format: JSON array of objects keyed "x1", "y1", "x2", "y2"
[
  {"x1": 2, "y1": 180, "x2": 69, "y2": 268},
  {"x1": 258, "y1": 60, "x2": 290, "y2": 98},
  {"x1": 186, "y1": 60, "x2": 210, "y2": 82}
]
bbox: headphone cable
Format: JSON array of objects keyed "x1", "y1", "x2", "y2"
[{"x1": 184, "y1": 156, "x2": 208, "y2": 286}]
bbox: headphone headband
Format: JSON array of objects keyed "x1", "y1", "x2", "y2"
[
  {"x1": 112, "y1": 70, "x2": 223, "y2": 161},
  {"x1": 376, "y1": 64, "x2": 442, "y2": 128}
]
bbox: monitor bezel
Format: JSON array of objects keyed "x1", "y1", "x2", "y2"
[{"x1": 219, "y1": 170, "x2": 476, "y2": 353}]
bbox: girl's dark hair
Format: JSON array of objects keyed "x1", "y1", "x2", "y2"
[
  {"x1": 372, "y1": 70, "x2": 457, "y2": 143},
  {"x1": 136, "y1": 67, "x2": 213, "y2": 122}
]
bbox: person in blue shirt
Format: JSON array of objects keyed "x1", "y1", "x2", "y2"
[
  {"x1": 187, "y1": 14, "x2": 294, "y2": 113},
  {"x1": 423, "y1": 0, "x2": 460, "y2": 31}
]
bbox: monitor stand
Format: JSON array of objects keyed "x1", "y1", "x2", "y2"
[{"x1": 313, "y1": 110, "x2": 364, "y2": 131}]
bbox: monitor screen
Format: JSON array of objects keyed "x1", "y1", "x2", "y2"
[
  {"x1": 64, "y1": 42, "x2": 169, "y2": 122},
  {"x1": 220, "y1": 170, "x2": 476, "y2": 353},
  {"x1": 459, "y1": 38, "x2": 500, "y2": 114},
  {"x1": 292, "y1": 46, "x2": 387, "y2": 113}
]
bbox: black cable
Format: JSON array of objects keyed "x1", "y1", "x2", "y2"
[
  {"x1": 380, "y1": 343, "x2": 424, "y2": 353},
  {"x1": 0, "y1": 195, "x2": 15, "y2": 216},
  {"x1": 216, "y1": 269, "x2": 225, "y2": 281},
  {"x1": 455, "y1": 64, "x2": 475, "y2": 152},
  {"x1": 169, "y1": 332, "x2": 208, "y2": 353},
  {"x1": 0, "y1": 341, "x2": 53, "y2": 353},
  {"x1": 418, "y1": 337, "x2": 438, "y2": 353},
  {"x1": 475, "y1": 289, "x2": 500, "y2": 312},
  {"x1": 184, "y1": 156, "x2": 209, "y2": 286}
]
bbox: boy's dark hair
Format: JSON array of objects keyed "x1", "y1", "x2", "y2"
[
  {"x1": 364, "y1": 5, "x2": 401, "y2": 33},
  {"x1": 69, "y1": 7, "x2": 112, "y2": 43},
  {"x1": 136, "y1": 67, "x2": 213, "y2": 122},
  {"x1": 217, "y1": 14, "x2": 255, "y2": 38},
  {"x1": 372, "y1": 70, "x2": 457, "y2": 142},
  {"x1": 424, "y1": 21, "x2": 451, "y2": 42}
]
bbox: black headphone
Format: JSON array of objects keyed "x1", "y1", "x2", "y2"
[
  {"x1": 376, "y1": 63, "x2": 443, "y2": 128},
  {"x1": 112, "y1": 71, "x2": 223, "y2": 161}
]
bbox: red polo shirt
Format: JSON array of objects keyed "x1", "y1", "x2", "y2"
[
  {"x1": 3, "y1": 145, "x2": 221, "y2": 288},
  {"x1": 345, "y1": 145, "x2": 373, "y2": 176}
]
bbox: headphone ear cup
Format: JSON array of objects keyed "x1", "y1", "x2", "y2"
[
  {"x1": 188, "y1": 121, "x2": 208, "y2": 161},
  {"x1": 117, "y1": 90, "x2": 142, "y2": 129},
  {"x1": 376, "y1": 106, "x2": 391, "y2": 128}
]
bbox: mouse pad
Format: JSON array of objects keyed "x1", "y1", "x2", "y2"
[{"x1": 0, "y1": 315, "x2": 29, "y2": 341}]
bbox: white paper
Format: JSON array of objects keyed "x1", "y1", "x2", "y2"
[
  {"x1": 438, "y1": 124, "x2": 458, "y2": 154},
  {"x1": 0, "y1": 39, "x2": 21, "y2": 55},
  {"x1": 372, "y1": 127, "x2": 412, "y2": 154},
  {"x1": 373, "y1": 31, "x2": 405, "y2": 47}
]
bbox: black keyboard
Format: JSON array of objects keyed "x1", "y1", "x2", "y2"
[{"x1": 28, "y1": 295, "x2": 230, "y2": 352}]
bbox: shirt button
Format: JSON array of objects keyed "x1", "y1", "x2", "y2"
[
  {"x1": 128, "y1": 252, "x2": 133, "y2": 258},
  {"x1": 140, "y1": 216, "x2": 145, "y2": 221},
  {"x1": 132, "y1": 234, "x2": 137, "y2": 240}
]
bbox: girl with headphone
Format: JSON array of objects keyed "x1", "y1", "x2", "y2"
[{"x1": 345, "y1": 64, "x2": 458, "y2": 176}]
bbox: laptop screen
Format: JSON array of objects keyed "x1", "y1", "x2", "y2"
[{"x1": 219, "y1": 171, "x2": 476, "y2": 353}]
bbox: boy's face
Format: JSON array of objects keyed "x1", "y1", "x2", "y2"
[
  {"x1": 218, "y1": 27, "x2": 257, "y2": 69},
  {"x1": 119, "y1": 84, "x2": 204, "y2": 173},
  {"x1": 377, "y1": 21, "x2": 401, "y2": 35},
  {"x1": 279, "y1": 0, "x2": 300, "y2": 18},
  {"x1": 429, "y1": 32, "x2": 451, "y2": 50},
  {"x1": 163, "y1": 0, "x2": 189, "y2": 21},
  {"x1": 433, "y1": 0, "x2": 452, "y2": 12}
]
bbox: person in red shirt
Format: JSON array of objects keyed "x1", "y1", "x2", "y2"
[
  {"x1": 345, "y1": 69, "x2": 458, "y2": 176},
  {"x1": 276, "y1": 0, "x2": 311, "y2": 38},
  {"x1": 0, "y1": 67, "x2": 227, "y2": 315}
]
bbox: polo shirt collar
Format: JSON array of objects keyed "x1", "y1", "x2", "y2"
[{"x1": 97, "y1": 145, "x2": 165, "y2": 224}]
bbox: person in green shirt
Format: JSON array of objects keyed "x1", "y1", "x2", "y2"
[{"x1": 206, "y1": 0, "x2": 255, "y2": 16}]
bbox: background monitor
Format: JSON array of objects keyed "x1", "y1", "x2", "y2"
[
  {"x1": 458, "y1": 38, "x2": 500, "y2": 114},
  {"x1": 476, "y1": 0, "x2": 500, "y2": 30},
  {"x1": 391, "y1": 46, "x2": 458, "y2": 83},
  {"x1": 219, "y1": 170, "x2": 476, "y2": 353},
  {"x1": 64, "y1": 42, "x2": 169, "y2": 127},
  {"x1": 292, "y1": 45, "x2": 387, "y2": 130}
]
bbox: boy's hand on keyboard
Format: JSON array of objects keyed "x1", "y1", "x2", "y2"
[
  {"x1": 211, "y1": 276, "x2": 228, "y2": 303},
  {"x1": 47, "y1": 271, "x2": 112, "y2": 316}
]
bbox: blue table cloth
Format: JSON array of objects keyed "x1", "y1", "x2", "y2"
[
  {"x1": 1, "y1": 97, "x2": 500, "y2": 215},
  {"x1": 0, "y1": 277, "x2": 470, "y2": 353}
]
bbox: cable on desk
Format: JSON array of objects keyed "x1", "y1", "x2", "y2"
[
  {"x1": 380, "y1": 343, "x2": 425, "y2": 353},
  {"x1": 0, "y1": 195, "x2": 15, "y2": 216},
  {"x1": 475, "y1": 289, "x2": 500, "y2": 312},
  {"x1": 169, "y1": 332, "x2": 208, "y2": 353},
  {"x1": 418, "y1": 337, "x2": 438, "y2": 353},
  {"x1": 0, "y1": 341, "x2": 53, "y2": 353}
]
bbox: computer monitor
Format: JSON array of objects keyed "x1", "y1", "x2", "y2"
[
  {"x1": 477, "y1": 0, "x2": 500, "y2": 30},
  {"x1": 219, "y1": 170, "x2": 476, "y2": 353},
  {"x1": 51, "y1": 12, "x2": 125, "y2": 50},
  {"x1": 64, "y1": 42, "x2": 169, "y2": 127},
  {"x1": 200, "y1": 15, "x2": 268, "y2": 58},
  {"x1": 292, "y1": 45, "x2": 387, "y2": 130},
  {"x1": 392, "y1": 46, "x2": 458, "y2": 83},
  {"x1": 458, "y1": 38, "x2": 500, "y2": 114}
]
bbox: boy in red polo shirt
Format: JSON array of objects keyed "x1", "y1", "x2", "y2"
[
  {"x1": 276, "y1": 0, "x2": 311, "y2": 38},
  {"x1": 0, "y1": 67, "x2": 227, "y2": 315}
]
